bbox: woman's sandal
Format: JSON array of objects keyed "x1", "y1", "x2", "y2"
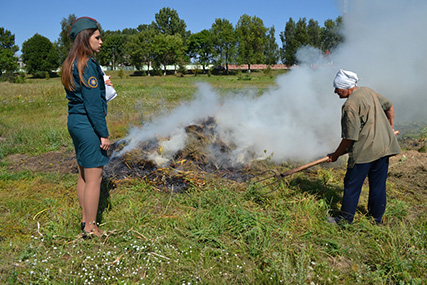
[{"x1": 82, "y1": 221, "x2": 104, "y2": 239}]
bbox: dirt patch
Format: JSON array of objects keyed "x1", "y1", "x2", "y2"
[
  {"x1": 388, "y1": 150, "x2": 427, "y2": 202},
  {"x1": 3, "y1": 147, "x2": 78, "y2": 175}
]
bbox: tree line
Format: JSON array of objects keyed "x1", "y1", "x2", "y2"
[{"x1": 0, "y1": 7, "x2": 342, "y2": 80}]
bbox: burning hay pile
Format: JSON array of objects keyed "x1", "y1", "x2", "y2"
[{"x1": 104, "y1": 117, "x2": 253, "y2": 192}]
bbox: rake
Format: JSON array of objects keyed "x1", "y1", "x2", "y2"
[
  {"x1": 249, "y1": 156, "x2": 330, "y2": 194},
  {"x1": 248, "y1": 131, "x2": 399, "y2": 194}
]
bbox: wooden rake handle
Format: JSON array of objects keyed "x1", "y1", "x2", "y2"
[
  {"x1": 277, "y1": 130, "x2": 399, "y2": 178},
  {"x1": 278, "y1": 156, "x2": 330, "y2": 178}
]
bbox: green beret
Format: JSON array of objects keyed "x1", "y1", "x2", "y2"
[{"x1": 69, "y1": 17, "x2": 99, "y2": 41}]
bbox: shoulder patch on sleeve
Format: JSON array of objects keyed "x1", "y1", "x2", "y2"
[{"x1": 88, "y1": 76, "x2": 98, "y2": 88}]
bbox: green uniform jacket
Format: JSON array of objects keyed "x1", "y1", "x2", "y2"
[
  {"x1": 341, "y1": 87, "x2": 401, "y2": 168},
  {"x1": 66, "y1": 57, "x2": 108, "y2": 138}
]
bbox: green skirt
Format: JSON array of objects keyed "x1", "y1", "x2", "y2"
[{"x1": 67, "y1": 113, "x2": 109, "y2": 168}]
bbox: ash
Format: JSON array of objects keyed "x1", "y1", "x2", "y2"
[{"x1": 103, "y1": 117, "x2": 252, "y2": 193}]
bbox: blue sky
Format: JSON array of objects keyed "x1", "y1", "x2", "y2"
[{"x1": 1, "y1": 0, "x2": 342, "y2": 51}]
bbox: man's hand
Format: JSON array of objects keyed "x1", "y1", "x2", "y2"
[
  {"x1": 385, "y1": 106, "x2": 395, "y2": 129},
  {"x1": 327, "y1": 152, "x2": 339, "y2": 162},
  {"x1": 327, "y1": 138, "x2": 354, "y2": 163}
]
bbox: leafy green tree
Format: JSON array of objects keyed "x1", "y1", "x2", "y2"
[
  {"x1": 151, "y1": 7, "x2": 189, "y2": 41},
  {"x1": 126, "y1": 28, "x2": 156, "y2": 73},
  {"x1": 186, "y1": 29, "x2": 214, "y2": 73},
  {"x1": 0, "y1": 27, "x2": 19, "y2": 79},
  {"x1": 280, "y1": 17, "x2": 311, "y2": 65},
  {"x1": 307, "y1": 19, "x2": 321, "y2": 49},
  {"x1": 96, "y1": 32, "x2": 128, "y2": 69},
  {"x1": 210, "y1": 18, "x2": 236, "y2": 74},
  {"x1": 264, "y1": 26, "x2": 279, "y2": 65},
  {"x1": 21, "y1": 34, "x2": 59, "y2": 77},
  {"x1": 137, "y1": 24, "x2": 151, "y2": 33},
  {"x1": 152, "y1": 34, "x2": 184, "y2": 75},
  {"x1": 281, "y1": 17, "x2": 343, "y2": 65},
  {"x1": 235, "y1": 14, "x2": 267, "y2": 72},
  {"x1": 321, "y1": 17, "x2": 343, "y2": 53},
  {"x1": 57, "y1": 14, "x2": 77, "y2": 63},
  {"x1": 295, "y1": 18, "x2": 309, "y2": 43},
  {"x1": 121, "y1": 28, "x2": 138, "y2": 36},
  {"x1": 280, "y1": 18, "x2": 295, "y2": 65}
]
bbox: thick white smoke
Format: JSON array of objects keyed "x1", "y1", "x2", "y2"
[
  {"x1": 116, "y1": 83, "x2": 221, "y2": 163},
  {"x1": 214, "y1": 65, "x2": 340, "y2": 164},
  {"x1": 331, "y1": 0, "x2": 427, "y2": 122},
  {"x1": 116, "y1": 65, "x2": 340, "y2": 166},
  {"x1": 116, "y1": 0, "x2": 427, "y2": 166}
]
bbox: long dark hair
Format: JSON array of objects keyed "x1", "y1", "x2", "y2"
[{"x1": 61, "y1": 28, "x2": 97, "y2": 91}]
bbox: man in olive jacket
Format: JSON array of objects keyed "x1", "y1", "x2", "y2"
[{"x1": 328, "y1": 69, "x2": 401, "y2": 225}]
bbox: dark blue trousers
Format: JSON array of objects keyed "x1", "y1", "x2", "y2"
[{"x1": 340, "y1": 156, "x2": 390, "y2": 224}]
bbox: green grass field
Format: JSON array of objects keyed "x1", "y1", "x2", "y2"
[{"x1": 0, "y1": 71, "x2": 426, "y2": 284}]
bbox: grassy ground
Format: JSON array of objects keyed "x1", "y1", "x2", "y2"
[{"x1": 0, "y1": 71, "x2": 426, "y2": 284}]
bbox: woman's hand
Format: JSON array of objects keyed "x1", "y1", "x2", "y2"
[
  {"x1": 100, "y1": 137, "x2": 111, "y2": 150},
  {"x1": 104, "y1": 75, "x2": 113, "y2": 87}
]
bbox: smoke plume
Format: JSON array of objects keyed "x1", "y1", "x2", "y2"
[
  {"x1": 116, "y1": 0, "x2": 426, "y2": 166},
  {"x1": 332, "y1": 0, "x2": 427, "y2": 122}
]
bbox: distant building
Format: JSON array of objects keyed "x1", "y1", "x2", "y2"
[
  {"x1": 102, "y1": 64, "x2": 290, "y2": 72},
  {"x1": 228, "y1": 64, "x2": 289, "y2": 70}
]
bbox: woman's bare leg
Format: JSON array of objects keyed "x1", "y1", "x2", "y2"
[
  {"x1": 82, "y1": 166, "x2": 103, "y2": 236},
  {"x1": 76, "y1": 165, "x2": 86, "y2": 225}
]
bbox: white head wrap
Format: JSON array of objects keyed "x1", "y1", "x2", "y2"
[{"x1": 333, "y1": 69, "x2": 359, "y2": 89}]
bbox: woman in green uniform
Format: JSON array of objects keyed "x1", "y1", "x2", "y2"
[{"x1": 61, "y1": 17, "x2": 110, "y2": 237}]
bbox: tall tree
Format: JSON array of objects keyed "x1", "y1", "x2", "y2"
[
  {"x1": 121, "y1": 28, "x2": 138, "y2": 36},
  {"x1": 280, "y1": 17, "x2": 310, "y2": 65},
  {"x1": 125, "y1": 28, "x2": 156, "y2": 73},
  {"x1": 235, "y1": 14, "x2": 267, "y2": 72},
  {"x1": 321, "y1": 17, "x2": 343, "y2": 53},
  {"x1": 152, "y1": 34, "x2": 184, "y2": 75},
  {"x1": 0, "y1": 27, "x2": 19, "y2": 79},
  {"x1": 21, "y1": 34, "x2": 59, "y2": 77},
  {"x1": 151, "y1": 7, "x2": 189, "y2": 42},
  {"x1": 294, "y1": 18, "x2": 309, "y2": 49},
  {"x1": 137, "y1": 24, "x2": 151, "y2": 32},
  {"x1": 264, "y1": 26, "x2": 279, "y2": 65},
  {"x1": 57, "y1": 14, "x2": 77, "y2": 63},
  {"x1": 186, "y1": 29, "x2": 214, "y2": 73},
  {"x1": 307, "y1": 19, "x2": 321, "y2": 49},
  {"x1": 280, "y1": 17, "x2": 296, "y2": 65},
  {"x1": 96, "y1": 31, "x2": 128, "y2": 69},
  {"x1": 210, "y1": 18, "x2": 236, "y2": 74}
]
